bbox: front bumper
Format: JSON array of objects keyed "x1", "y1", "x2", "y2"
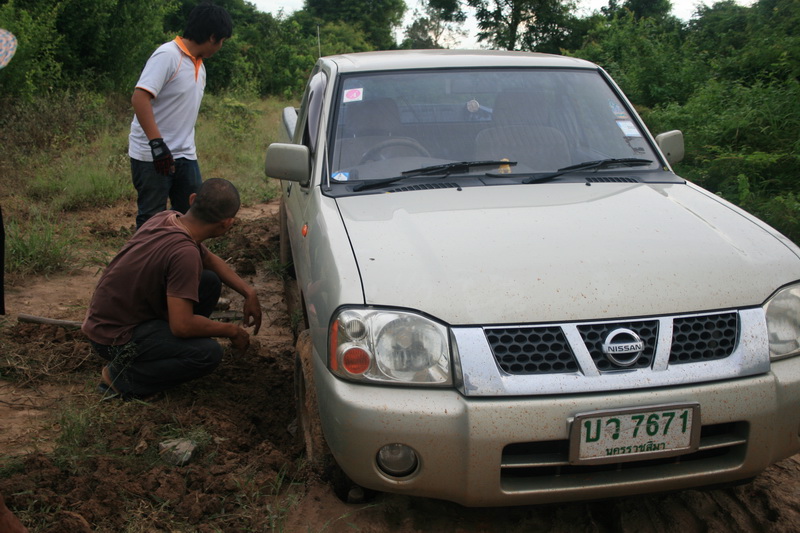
[{"x1": 315, "y1": 353, "x2": 800, "y2": 507}]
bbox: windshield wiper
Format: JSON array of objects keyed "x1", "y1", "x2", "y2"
[
  {"x1": 518, "y1": 158, "x2": 653, "y2": 184},
  {"x1": 402, "y1": 160, "x2": 517, "y2": 177},
  {"x1": 353, "y1": 160, "x2": 517, "y2": 192}
]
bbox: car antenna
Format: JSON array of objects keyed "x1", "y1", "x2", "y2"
[{"x1": 317, "y1": 25, "x2": 321, "y2": 58}]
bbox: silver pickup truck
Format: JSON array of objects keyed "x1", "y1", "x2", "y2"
[{"x1": 265, "y1": 50, "x2": 800, "y2": 506}]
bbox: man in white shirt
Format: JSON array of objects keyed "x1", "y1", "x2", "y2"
[{"x1": 129, "y1": 3, "x2": 232, "y2": 229}]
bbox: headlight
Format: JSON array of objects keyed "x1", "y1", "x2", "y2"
[
  {"x1": 329, "y1": 308, "x2": 451, "y2": 386},
  {"x1": 764, "y1": 284, "x2": 800, "y2": 360}
]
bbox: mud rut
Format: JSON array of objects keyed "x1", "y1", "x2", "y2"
[{"x1": 1, "y1": 200, "x2": 800, "y2": 532}]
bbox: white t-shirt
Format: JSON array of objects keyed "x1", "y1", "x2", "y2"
[{"x1": 128, "y1": 37, "x2": 205, "y2": 161}]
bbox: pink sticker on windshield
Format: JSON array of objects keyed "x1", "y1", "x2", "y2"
[{"x1": 343, "y1": 88, "x2": 364, "y2": 103}]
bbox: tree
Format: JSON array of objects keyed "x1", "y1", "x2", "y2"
[
  {"x1": 429, "y1": 0, "x2": 578, "y2": 51},
  {"x1": 401, "y1": 0, "x2": 467, "y2": 49},
  {"x1": 570, "y1": 10, "x2": 693, "y2": 106},
  {"x1": 0, "y1": 1, "x2": 62, "y2": 98},
  {"x1": 516, "y1": 0, "x2": 578, "y2": 52},
  {"x1": 602, "y1": 0, "x2": 673, "y2": 20},
  {"x1": 304, "y1": 0, "x2": 406, "y2": 49}
]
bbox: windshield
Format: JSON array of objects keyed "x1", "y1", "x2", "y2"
[{"x1": 328, "y1": 68, "x2": 660, "y2": 183}]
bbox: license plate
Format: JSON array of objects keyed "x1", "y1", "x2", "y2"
[{"x1": 569, "y1": 404, "x2": 700, "y2": 465}]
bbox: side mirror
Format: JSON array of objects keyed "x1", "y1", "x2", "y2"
[
  {"x1": 281, "y1": 106, "x2": 298, "y2": 141},
  {"x1": 265, "y1": 143, "x2": 311, "y2": 185},
  {"x1": 655, "y1": 130, "x2": 685, "y2": 166}
]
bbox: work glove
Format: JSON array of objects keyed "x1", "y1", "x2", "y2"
[{"x1": 149, "y1": 138, "x2": 174, "y2": 175}]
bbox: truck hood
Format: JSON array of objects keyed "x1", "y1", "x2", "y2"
[{"x1": 336, "y1": 182, "x2": 800, "y2": 325}]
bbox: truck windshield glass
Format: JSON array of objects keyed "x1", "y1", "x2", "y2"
[{"x1": 328, "y1": 69, "x2": 660, "y2": 183}]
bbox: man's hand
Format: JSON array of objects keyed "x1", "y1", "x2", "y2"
[
  {"x1": 230, "y1": 326, "x2": 250, "y2": 353},
  {"x1": 242, "y1": 293, "x2": 263, "y2": 335},
  {"x1": 149, "y1": 138, "x2": 174, "y2": 175}
]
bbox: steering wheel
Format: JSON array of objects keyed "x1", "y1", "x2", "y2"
[{"x1": 359, "y1": 138, "x2": 431, "y2": 164}]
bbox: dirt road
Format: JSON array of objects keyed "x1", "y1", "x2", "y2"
[{"x1": 1, "y1": 200, "x2": 799, "y2": 532}]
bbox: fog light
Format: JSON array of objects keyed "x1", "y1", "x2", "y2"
[{"x1": 376, "y1": 443, "x2": 418, "y2": 477}]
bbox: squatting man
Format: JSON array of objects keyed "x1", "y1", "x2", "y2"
[{"x1": 82, "y1": 178, "x2": 262, "y2": 400}]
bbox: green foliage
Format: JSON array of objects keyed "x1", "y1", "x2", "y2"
[
  {"x1": 516, "y1": 0, "x2": 579, "y2": 53},
  {"x1": 305, "y1": 0, "x2": 406, "y2": 49},
  {"x1": 570, "y1": 11, "x2": 698, "y2": 106},
  {"x1": 602, "y1": 0, "x2": 675, "y2": 20},
  {"x1": 0, "y1": 1, "x2": 63, "y2": 99}
]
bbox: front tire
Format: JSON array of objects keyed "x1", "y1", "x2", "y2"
[
  {"x1": 293, "y1": 330, "x2": 370, "y2": 503},
  {"x1": 294, "y1": 329, "x2": 328, "y2": 466}
]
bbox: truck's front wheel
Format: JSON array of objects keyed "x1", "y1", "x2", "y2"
[
  {"x1": 294, "y1": 330, "x2": 370, "y2": 503},
  {"x1": 294, "y1": 329, "x2": 328, "y2": 466}
]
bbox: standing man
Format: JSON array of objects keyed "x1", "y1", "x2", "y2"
[
  {"x1": 129, "y1": 2, "x2": 232, "y2": 229},
  {"x1": 82, "y1": 179, "x2": 262, "y2": 401}
]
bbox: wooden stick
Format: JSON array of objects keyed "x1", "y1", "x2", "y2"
[{"x1": 16, "y1": 314, "x2": 82, "y2": 328}]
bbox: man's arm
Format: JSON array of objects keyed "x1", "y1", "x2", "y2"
[
  {"x1": 131, "y1": 88, "x2": 160, "y2": 140},
  {"x1": 203, "y1": 250, "x2": 263, "y2": 334},
  {"x1": 132, "y1": 88, "x2": 174, "y2": 175},
  {"x1": 167, "y1": 296, "x2": 250, "y2": 351}
]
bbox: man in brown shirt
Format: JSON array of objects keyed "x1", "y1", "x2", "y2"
[{"x1": 82, "y1": 178, "x2": 262, "y2": 400}]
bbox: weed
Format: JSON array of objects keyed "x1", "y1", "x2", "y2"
[
  {"x1": 0, "y1": 455, "x2": 25, "y2": 477},
  {"x1": 196, "y1": 95, "x2": 283, "y2": 207},
  {"x1": 290, "y1": 309, "x2": 306, "y2": 336},
  {"x1": 261, "y1": 251, "x2": 291, "y2": 281},
  {"x1": 5, "y1": 213, "x2": 77, "y2": 276}
]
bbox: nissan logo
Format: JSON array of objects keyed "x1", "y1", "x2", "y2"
[{"x1": 601, "y1": 328, "x2": 645, "y2": 367}]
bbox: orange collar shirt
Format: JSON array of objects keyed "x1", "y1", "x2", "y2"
[{"x1": 128, "y1": 37, "x2": 205, "y2": 162}]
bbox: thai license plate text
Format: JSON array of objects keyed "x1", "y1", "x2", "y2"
[{"x1": 569, "y1": 404, "x2": 700, "y2": 465}]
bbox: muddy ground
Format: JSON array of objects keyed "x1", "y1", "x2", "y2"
[{"x1": 1, "y1": 199, "x2": 800, "y2": 532}]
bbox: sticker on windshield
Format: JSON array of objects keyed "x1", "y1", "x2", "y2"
[
  {"x1": 616, "y1": 120, "x2": 641, "y2": 137},
  {"x1": 609, "y1": 100, "x2": 629, "y2": 119},
  {"x1": 332, "y1": 171, "x2": 350, "y2": 181},
  {"x1": 343, "y1": 88, "x2": 364, "y2": 103}
]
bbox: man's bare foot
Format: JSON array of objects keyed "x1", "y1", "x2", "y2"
[{"x1": 101, "y1": 366, "x2": 122, "y2": 395}]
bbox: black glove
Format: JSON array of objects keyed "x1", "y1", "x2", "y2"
[{"x1": 149, "y1": 138, "x2": 174, "y2": 176}]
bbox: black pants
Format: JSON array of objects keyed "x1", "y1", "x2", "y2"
[{"x1": 91, "y1": 270, "x2": 223, "y2": 398}]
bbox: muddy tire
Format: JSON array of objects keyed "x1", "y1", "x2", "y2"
[
  {"x1": 294, "y1": 330, "x2": 329, "y2": 466},
  {"x1": 278, "y1": 197, "x2": 295, "y2": 279},
  {"x1": 294, "y1": 330, "x2": 369, "y2": 503},
  {"x1": 280, "y1": 198, "x2": 306, "y2": 334}
]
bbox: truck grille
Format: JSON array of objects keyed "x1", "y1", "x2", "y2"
[
  {"x1": 670, "y1": 312, "x2": 738, "y2": 364},
  {"x1": 486, "y1": 326, "x2": 579, "y2": 374},
  {"x1": 485, "y1": 311, "x2": 740, "y2": 375}
]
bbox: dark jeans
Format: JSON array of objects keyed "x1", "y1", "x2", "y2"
[
  {"x1": 91, "y1": 270, "x2": 223, "y2": 399},
  {"x1": 131, "y1": 157, "x2": 202, "y2": 229}
]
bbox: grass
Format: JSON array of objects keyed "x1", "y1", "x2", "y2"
[
  {"x1": 0, "y1": 90, "x2": 302, "y2": 532},
  {"x1": 197, "y1": 95, "x2": 288, "y2": 206},
  {"x1": 4, "y1": 213, "x2": 77, "y2": 276},
  {"x1": 0, "y1": 91, "x2": 286, "y2": 278}
]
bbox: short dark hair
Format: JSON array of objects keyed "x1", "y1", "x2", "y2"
[
  {"x1": 190, "y1": 178, "x2": 241, "y2": 223},
  {"x1": 183, "y1": 2, "x2": 233, "y2": 44}
]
